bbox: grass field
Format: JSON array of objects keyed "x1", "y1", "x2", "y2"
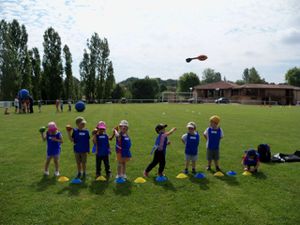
[{"x1": 0, "y1": 103, "x2": 300, "y2": 225}]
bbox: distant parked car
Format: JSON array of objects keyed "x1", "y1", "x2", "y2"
[
  {"x1": 120, "y1": 97, "x2": 127, "y2": 104},
  {"x1": 215, "y1": 97, "x2": 230, "y2": 104}
]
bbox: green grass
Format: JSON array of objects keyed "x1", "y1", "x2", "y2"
[{"x1": 0, "y1": 104, "x2": 300, "y2": 225}]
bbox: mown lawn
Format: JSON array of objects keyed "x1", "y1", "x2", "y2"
[{"x1": 0, "y1": 103, "x2": 299, "y2": 225}]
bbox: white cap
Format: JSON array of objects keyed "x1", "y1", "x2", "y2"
[
  {"x1": 119, "y1": 120, "x2": 129, "y2": 127},
  {"x1": 186, "y1": 122, "x2": 196, "y2": 129}
]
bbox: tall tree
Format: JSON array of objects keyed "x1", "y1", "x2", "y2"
[
  {"x1": 202, "y1": 68, "x2": 221, "y2": 84},
  {"x1": 63, "y1": 44, "x2": 73, "y2": 99},
  {"x1": 21, "y1": 51, "x2": 32, "y2": 93},
  {"x1": 285, "y1": 67, "x2": 300, "y2": 87},
  {"x1": 80, "y1": 49, "x2": 93, "y2": 100},
  {"x1": 103, "y1": 61, "x2": 115, "y2": 99},
  {"x1": 242, "y1": 67, "x2": 266, "y2": 84},
  {"x1": 111, "y1": 84, "x2": 124, "y2": 99},
  {"x1": 178, "y1": 72, "x2": 200, "y2": 92},
  {"x1": 30, "y1": 47, "x2": 42, "y2": 99},
  {"x1": 72, "y1": 77, "x2": 82, "y2": 100},
  {"x1": 131, "y1": 77, "x2": 159, "y2": 99},
  {"x1": 88, "y1": 33, "x2": 100, "y2": 100},
  {"x1": 42, "y1": 27, "x2": 63, "y2": 100},
  {"x1": 97, "y1": 38, "x2": 110, "y2": 99}
]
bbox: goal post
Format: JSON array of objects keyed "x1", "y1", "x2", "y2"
[{"x1": 161, "y1": 92, "x2": 196, "y2": 103}]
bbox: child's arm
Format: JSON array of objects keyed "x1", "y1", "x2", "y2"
[
  {"x1": 41, "y1": 132, "x2": 46, "y2": 141},
  {"x1": 203, "y1": 129, "x2": 208, "y2": 140},
  {"x1": 52, "y1": 134, "x2": 63, "y2": 143},
  {"x1": 181, "y1": 134, "x2": 187, "y2": 144},
  {"x1": 66, "y1": 130, "x2": 74, "y2": 142},
  {"x1": 109, "y1": 130, "x2": 115, "y2": 140},
  {"x1": 166, "y1": 127, "x2": 176, "y2": 136},
  {"x1": 92, "y1": 134, "x2": 97, "y2": 145}
]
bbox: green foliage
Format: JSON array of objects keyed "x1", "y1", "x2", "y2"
[
  {"x1": 202, "y1": 68, "x2": 221, "y2": 84},
  {"x1": 111, "y1": 84, "x2": 124, "y2": 99},
  {"x1": 178, "y1": 72, "x2": 200, "y2": 92},
  {"x1": 42, "y1": 27, "x2": 63, "y2": 100},
  {"x1": 242, "y1": 67, "x2": 266, "y2": 84},
  {"x1": 63, "y1": 44, "x2": 73, "y2": 99},
  {"x1": 285, "y1": 67, "x2": 300, "y2": 87},
  {"x1": 131, "y1": 77, "x2": 159, "y2": 99},
  {"x1": 103, "y1": 61, "x2": 115, "y2": 99},
  {"x1": 0, "y1": 104, "x2": 300, "y2": 225},
  {"x1": 30, "y1": 48, "x2": 42, "y2": 99}
]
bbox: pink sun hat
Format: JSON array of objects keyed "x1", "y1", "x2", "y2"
[
  {"x1": 97, "y1": 121, "x2": 106, "y2": 130},
  {"x1": 48, "y1": 122, "x2": 58, "y2": 132}
]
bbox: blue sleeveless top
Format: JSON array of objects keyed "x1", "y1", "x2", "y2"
[
  {"x1": 96, "y1": 134, "x2": 110, "y2": 156},
  {"x1": 185, "y1": 132, "x2": 200, "y2": 155},
  {"x1": 46, "y1": 132, "x2": 62, "y2": 156},
  {"x1": 72, "y1": 128, "x2": 90, "y2": 153}
]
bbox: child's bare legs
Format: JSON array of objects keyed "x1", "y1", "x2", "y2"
[
  {"x1": 117, "y1": 162, "x2": 122, "y2": 177},
  {"x1": 54, "y1": 157, "x2": 59, "y2": 172},
  {"x1": 44, "y1": 158, "x2": 52, "y2": 172},
  {"x1": 214, "y1": 160, "x2": 220, "y2": 171},
  {"x1": 122, "y1": 162, "x2": 126, "y2": 177},
  {"x1": 185, "y1": 160, "x2": 190, "y2": 170},
  {"x1": 207, "y1": 160, "x2": 212, "y2": 170},
  {"x1": 192, "y1": 161, "x2": 196, "y2": 171},
  {"x1": 76, "y1": 162, "x2": 81, "y2": 173}
]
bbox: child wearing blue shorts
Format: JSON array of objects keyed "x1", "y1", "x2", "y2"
[
  {"x1": 181, "y1": 122, "x2": 200, "y2": 174},
  {"x1": 40, "y1": 122, "x2": 63, "y2": 176},
  {"x1": 203, "y1": 115, "x2": 223, "y2": 172}
]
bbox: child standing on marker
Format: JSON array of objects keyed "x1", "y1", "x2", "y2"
[
  {"x1": 40, "y1": 122, "x2": 63, "y2": 176},
  {"x1": 203, "y1": 115, "x2": 224, "y2": 172},
  {"x1": 181, "y1": 122, "x2": 200, "y2": 174},
  {"x1": 114, "y1": 120, "x2": 131, "y2": 179},
  {"x1": 93, "y1": 121, "x2": 113, "y2": 178},
  {"x1": 144, "y1": 124, "x2": 176, "y2": 177},
  {"x1": 66, "y1": 117, "x2": 90, "y2": 179},
  {"x1": 242, "y1": 149, "x2": 260, "y2": 173}
]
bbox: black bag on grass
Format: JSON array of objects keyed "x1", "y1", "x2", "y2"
[{"x1": 257, "y1": 144, "x2": 271, "y2": 162}]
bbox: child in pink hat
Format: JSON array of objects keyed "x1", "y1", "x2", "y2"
[
  {"x1": 92, "y1": 121, "x2": 114, "y2": 178},
  {"x1": 40, "y1": 122, "x2": 63, "y2": 176}
]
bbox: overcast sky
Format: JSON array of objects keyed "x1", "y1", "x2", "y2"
[{"x1": 1, "y1": 0, "x2": 300, "y2": 83}]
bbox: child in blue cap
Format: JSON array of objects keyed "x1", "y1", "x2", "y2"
[{"x1": 242, "y1": 149, "x2": 260, "y2": 173}]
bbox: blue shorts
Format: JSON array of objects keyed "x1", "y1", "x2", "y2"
[{"x1": 206, "y1": 149, "x2": 219, "y2": 161}]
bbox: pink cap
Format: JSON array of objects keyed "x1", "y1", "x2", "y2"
[
  {"x1": 48, "y1": 122, "x2": 58, "y2": 132},
  {"x1": 97, "y1": 121, "x2": 106, "y2": 130}
]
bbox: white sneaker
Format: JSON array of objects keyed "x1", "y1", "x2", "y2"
[
  {"x1": 115, "y1": 175, "x2": 120, "y2": 179},
  {"x1": 44, "y1": 171, "x2": 49, "y2": 176},
  {"x1": 123, "y1": 174, "x2": 127, "y2": 179},
  {"x1": 54, "y1": 171, "x2": 60, "y2": 177}
]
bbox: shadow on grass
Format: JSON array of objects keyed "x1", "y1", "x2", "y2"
[
  {"x1": 113, "y1": 180, "x2": 132, "y2": 196},
  {"x1": 33, "y1": 176, "x2": 57, "y2": 192},
  {"x1": 57, "y1": 179, "x2": 88, "y2": 196},
  {"x1": 215, "y1": 175, "x2": 240, "y2": 186},
  {"x1": 152, "y1": 177, "x2": 177, "y2": 192},
  {"x1": 89, "y1": 180, "x2": 110, "y2": 195},
  {"x1": 253, "y1": 171, "x2": 267, "y2": 179},
  {"x1": 189, "y1": 175, "x2": 210, "y2": 190}
]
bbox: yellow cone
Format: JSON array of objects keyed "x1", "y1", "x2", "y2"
[
  {"x1": 58, "y1": 176, "x2": 69, "y2": 182},
  {"x1": 243, "y1": 171, "x2": 252, "y2": 176},
  {"x1": 134, "y1": 177, "x2": 146, "y2": 184},
  {"x1": 176, "y1": 173, "x2": 188, "y2": 179},
  {"x1": 96, "y1": 176, "x2": 107, "y2": 181},
  {"x1": 214, "y1": 171, "x2": 224, "y2": 177}
]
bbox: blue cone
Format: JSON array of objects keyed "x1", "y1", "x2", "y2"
[
  {"x1": 115, "y1": 177, "x2": 126, "y2": 184},
  {"x1": 226, "y1": 171, "x2": 237, "y2": 176},
  {"x1": 156, "y1": 176, "x2": 167, "y2": 182},
  {"x1": 71, "y1": 178, "x2": 82, "y2": 184},
  {"x1": 194, "y1": 173, "x2": 206, "y2": 179}
]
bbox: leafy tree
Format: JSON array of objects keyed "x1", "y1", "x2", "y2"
[
  {"x1": 80, "y1": 49, "x2": 94, "y2": 100},
  {"x1": 42, "y1": 27, "x2": 63, "y2": 100},
  {"x1": 131, "y1": 77, "x2": 159, "y2": 99},
  {"x1": 103, "y1": 61, "x2": 115, "y2": 99},
  {"x1": 63, "y1": 44, "x2": 73, "y2": 99},
  {"x1": 201, "y1": 68, "x2": 221, "y2": 84},
  {"x1": 285, "y1": 67, "x2": 300, "y2": 87},
  {"x1": 111, "y1": 84, "x2": 124, "y2": 99},
  {"x1": 30, "y1": 47, "x2": 42, "y2": 99},
  {"x1": 72, "y1": 77, "x2": 82, "y2": 100},
  {"x1": 242, "y1": 67, "x2": 266, "y2": 84},
  {"x1": 21, "y1": 51, "x2": 32, "y2": 93},
  {"x1": 178, "y1": 72, "x2": 200, "y2": 92}
]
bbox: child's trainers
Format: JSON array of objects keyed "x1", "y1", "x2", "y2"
[
  {"x1": 216, "y1": 166, "x2": 221, "y2": 172},
  {"x1": 183, "y1": 168, "x2": 189, "y2": 174},
  {"x1": 76, "y1": 172, "x2": 81, "y2": 179},
  {"x1": 143, "y1": 170, "x2": 149, "y2": 177},
  {"x1": 192, "y1": 168, "x2": 197, "y2": 174},
  {"x1": 206, "y1": 166, "x2": 211, "y2": 171},
  {"x1": 123, "y1": 174, "x2": 127, "y2": 179},
  {"x1": 54, "y1": 171, "x2": 60, "y2": 177},
  {"x1": 44, "y1": 171, "x2": 49, "y2": 176},
  {"x1": 82, "y1": 172, "x2": 86, "y2": 179}
]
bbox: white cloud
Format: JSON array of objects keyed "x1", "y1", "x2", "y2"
[{"x1": 0, "y1": 0, "x2": 299, "y2": 83}]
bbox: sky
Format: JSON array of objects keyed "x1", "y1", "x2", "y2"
[{"x1": 1, "y1": 0, "x2": 300, "y2": 83}]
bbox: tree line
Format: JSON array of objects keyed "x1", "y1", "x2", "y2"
[
  {"x1": 0, "y1": 19, "x2": 116, "y2": 101},
  {"x1": 1, "y1": 19, "x2": 299, "y2": 101}
]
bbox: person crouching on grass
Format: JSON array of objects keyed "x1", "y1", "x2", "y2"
[
  {"x1": 242, "y1": 149, "x2": 260, "y2": 173},
  {"x1": 66, "y1": 117, "x2": 90, "y2": 179},
  {"x1": 114, "y1": 120, "x2": 132, "y2": 179},
  {"x1": 181, "y1": 122, "x2": 200, "y2": 174},
  {"x1": 144, "y1": 124, "x2": 176, "y2": 177},
  {"x1": 93, "y1": 121, "x2": 114, "y2": 178},
  {"x1": 41, "y1": 122, "x2": 63, "y2": 176},
  {"x1": 203, "y1": 115, "x2": 223, "y2": 172}
]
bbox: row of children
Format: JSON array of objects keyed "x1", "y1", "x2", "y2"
[{"x1": 40, "y1": 115, "x2": 260, "y2": 180}]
